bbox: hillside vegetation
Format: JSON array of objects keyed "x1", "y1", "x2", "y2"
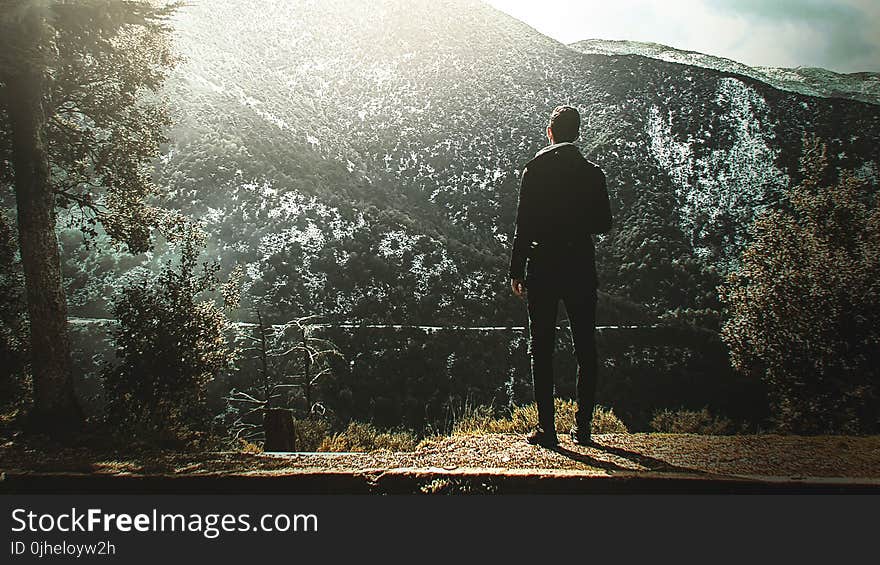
[{"x1": 48, "y1": 0, "x2": 879, "y2": 329}]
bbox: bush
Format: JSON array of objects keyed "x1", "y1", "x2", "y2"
[
  {"x1": 720, "y1": 136, "x2": 880, "y2": 434},
  {"x1": 103, "y1": 228, "x2": 234, "y2": 439},
  {"x1": 452, "y1": 400, "x2": 629, "y2": 436},
  {"x1": 590, "y1": 405, "x2": 630, "y2": 434},
  {"x1": 319, "y1": 421, "x2": 418, "y2": 452},
  {"x1": 234, "y1": 438, "x2": 263, "y2": 453},
  {"x1": 451, "y1": 404, "x2": 532, "y2": 435},
  {"x1": 294, "y1": 418, "x2": 330, "y2": 452},
  {"x1": 649, "y1": 407, "x2": 734, "y2": 435}
]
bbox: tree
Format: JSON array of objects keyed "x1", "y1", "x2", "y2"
[
  {"x1": 720, "y1": 136, "x2": 880, "y2": 434},
  {"x1": 103, "y1": 225, "x2": 234, "y2": 439},
  {"x1": 0, "y1": 1, "x2": 180, "y2": 434},
  {"x1": 224, "y1": 312, "x2": 342, "y2": 447},
  {"x1": 0, "y1": 212, "x2": 28, "y2": 412}
]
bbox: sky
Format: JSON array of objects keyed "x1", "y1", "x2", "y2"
[{"x1": 485, "y1": 0, "x2": 880, "y2": 73}]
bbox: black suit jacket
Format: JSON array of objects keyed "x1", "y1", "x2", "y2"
[{"x1": 508, "y1": 142, "x2": 612, "y2": 288}]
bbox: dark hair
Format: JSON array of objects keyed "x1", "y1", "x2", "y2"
[{"x1": 549, "y1": 105, "x2": 580, "y2": 143}]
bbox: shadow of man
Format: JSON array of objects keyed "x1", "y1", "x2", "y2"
[
  {"x1": 554, "y1": 440, "x2": 706, "y2": 475},
  {"x1": 547, "y1": 445, "x2": 631, "y2": 473}
]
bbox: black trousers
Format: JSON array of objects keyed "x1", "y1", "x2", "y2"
[{"x1": 526, "y1": 281, "x2": 598, "y2": 434}]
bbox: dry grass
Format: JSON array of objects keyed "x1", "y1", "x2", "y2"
[
  {"x1": 294, "y1": 418, "x2": 330, "y2": 452},
  {"x1": 318, "y1": 422, "x2": 419, "y2": 452},
  {"x1": 452, "y1": 400, "x2": 628, "y2": 436},
  {"x1": 650, "y1": 407, "x2": 734, "y2": 435}
]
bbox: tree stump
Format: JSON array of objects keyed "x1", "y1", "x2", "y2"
[{"x1": 263, "y1": 408, "x2": 296, "y2": 452}]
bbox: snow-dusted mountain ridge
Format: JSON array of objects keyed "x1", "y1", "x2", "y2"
[{"x1": 571, "y1": 39, "x2": 880, "y2": 107}]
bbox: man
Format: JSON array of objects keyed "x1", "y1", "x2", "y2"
[{"x1": 509, "y1": 105, "x2": 612, "y2": 448}]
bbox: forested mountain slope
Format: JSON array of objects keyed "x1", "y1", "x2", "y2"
[{"x1": 59, "y1": 0, "x2": 880, "y2": 327}]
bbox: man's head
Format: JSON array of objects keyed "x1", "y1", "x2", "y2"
[{"x1": 547, "y1": 105, "x2": 580, "y2": 144}]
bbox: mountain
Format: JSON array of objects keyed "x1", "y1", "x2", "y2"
[
  {"x1": 59, "y1": 0, "x2": 880, "y2": 328},
  {"x1": 570, "y1": 39, "x2": 880, "y2": 107}
]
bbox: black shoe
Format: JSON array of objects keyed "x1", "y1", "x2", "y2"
[
  {"x1": 570, "y1": 425, "x2": 593, "y2": 446},
  {"x1": 526, "y1": 428, "x2": 558, "y2": 448}
]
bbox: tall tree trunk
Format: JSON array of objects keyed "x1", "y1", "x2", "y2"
[{"x1": 6, "y1": 4, "x2": 83, "y2": 434}]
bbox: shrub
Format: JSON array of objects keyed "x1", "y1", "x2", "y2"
[
  {"x1": 294, "y1": 418, "x2": 330, "y2": 452},
  {"x1": 232, "y1": 438, "x2": 263, "y2": 453},
  {"x1": 451, "y1": 404, "x2": 535, "y2": 435},
  {"x1": 103, "y1": 228, "x2": 234, "y2": 439},
  {"x1": 590, "y1": 405, "x2": 630, "y2": 434},
  {"x1": 720, "y1": 136, "x2": 880, "y2": 434},
  {"x1": 649, "y1": 407, "x2": 734, "y2": 435},
  {"x1": 452, "y1": 400, "x2": 629, "y2": 436},
  {"x1": 319, "y1": 421, "x2": 418, "y2": 452}
]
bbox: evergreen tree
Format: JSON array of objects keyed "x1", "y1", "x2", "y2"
[
  {"x1": 104, "y1": 225, "x2": 234, "y2": 439},
  {"x1": 0, "y1": 212, "x2": 27, "y2": 412},
  {"x1": 0, "y1": 1, "x2": 180, "y2": 435},
  {"x1": 720, "y1": 136, "x2": 880, "y2": 433}
]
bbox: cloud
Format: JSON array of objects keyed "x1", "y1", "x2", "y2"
[
  {"x1": 708, "y1": 0, "x2": 858, "y2": 21},
  {"x1": 705, "y1": 0, "x2": 880, "y2": 71},
  {"x1": 486, "y1": 0, "x2": 880, "y2": 72}
]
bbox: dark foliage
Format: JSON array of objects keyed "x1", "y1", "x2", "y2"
[
  {"x1": 316, "y1": 324, "x2": 765, "y2": 434},
  {"x1": 103, "y1": 226, "x2": 234, "y2": 438},
  {"x1": 0, "y1": 0, "x2": 182, "y2": 251},
  {"x1": 721, "y1": 136, "x2": 880, "y2": 434},
  {"x1": 0, "y1": 0, "x2": 183, "y2": 435},
  {"x1": 0, "y1": 212, "x2": 28, "y2": 411}
]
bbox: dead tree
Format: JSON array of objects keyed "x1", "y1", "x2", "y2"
[{"x1": 225, "y1": 311, "x2": 343, "y2": 451}]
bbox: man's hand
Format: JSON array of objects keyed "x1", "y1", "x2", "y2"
[{"x1": 511, "y1": 278, "x2": 526, "y2": 299}]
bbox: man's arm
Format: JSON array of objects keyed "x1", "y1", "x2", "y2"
[
  {"x1": 509, "y1": 167, "x2": 534, "y2": 296},
  {"x1": 588, "y1": 168, "x2": 612, "y2": 234}
]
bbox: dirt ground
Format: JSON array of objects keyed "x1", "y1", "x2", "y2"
[{"x1": 3, "y1": 433, "x2": 879, "y2": 481}]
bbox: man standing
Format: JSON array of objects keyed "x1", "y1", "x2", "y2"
[{"x1": 509, "y1": 105, "x2": 612, "y2": 447}]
